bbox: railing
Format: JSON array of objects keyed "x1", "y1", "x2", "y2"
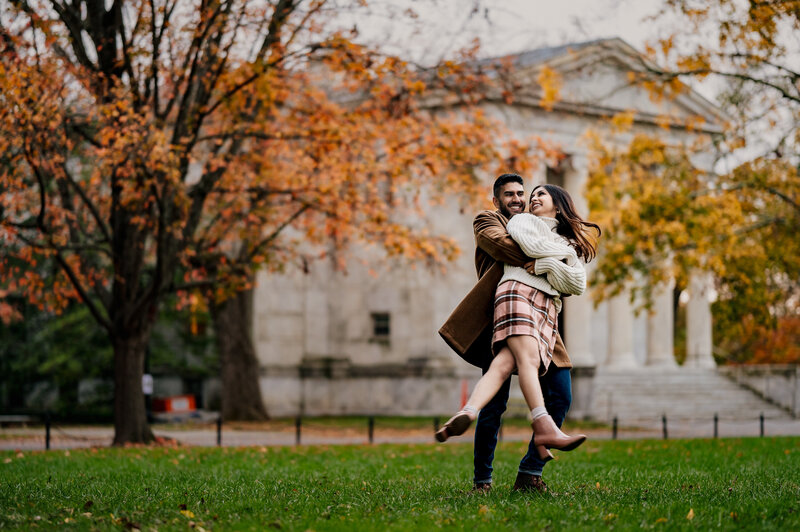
[{"x1": 0, "y1": 411, "x2": 791, "y2": 451}]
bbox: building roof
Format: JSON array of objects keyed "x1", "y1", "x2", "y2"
[
  {"x1": 477, "y1": 37, "x2": 727, "y2": 131},
  {"x1": 495, "y1": 38, "x2": 616, "y2": 68}
]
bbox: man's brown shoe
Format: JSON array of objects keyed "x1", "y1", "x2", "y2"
[
  {"x1": 472, "y1": 483, "x2": 492, "y2": 494},
  {"x1": 512, "y1": 472, "x2": 548, "y2": 493}
]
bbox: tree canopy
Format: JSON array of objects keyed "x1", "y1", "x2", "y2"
[
  {"x1": 584, "y1": 0, "x2": 800, "y2": 364},
  {"x1": 0, "y1": 0, "x2": 542, "y2": 441}
]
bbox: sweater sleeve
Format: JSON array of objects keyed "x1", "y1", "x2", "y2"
[
  {"x1": 473, "y1": 211, "x2": 530, "y2": 267},
  {"x1": 506, "y1": 213, "x2": 576, "y2": 261},
  {"x1": 534, "y1": 257, "x2": 586, "y2": 296}
]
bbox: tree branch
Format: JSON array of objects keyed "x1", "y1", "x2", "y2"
[
  {"x1": 256, "y1": 0, "x2": 298, "y2": 63},
  {"x1": 54, "y1": 249, "x2": 113, "y2": 332},
  {"x1": 22, "y1": 145, "x2": 49, "y2": 231},
  {"x1": 245, "y1": 204, "x2": 310, "y2": 262},
  {"x1": 633, "y1": 57, "x2": 800, "y2": 104},
  {"x1": 60, "y1": 161, "x2": 112, "y2": 243},
  {"x1": 45, "y1": 0, "x2": 96, "y2": 71}
]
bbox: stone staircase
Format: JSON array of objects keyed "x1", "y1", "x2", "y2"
[{"x1": 586, "y1": 368, "x2": 790, "y2": 424}]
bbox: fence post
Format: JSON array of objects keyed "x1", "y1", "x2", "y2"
[
  {"x1": 760, "y1": 413, "x2": 764, "y2": 437},
  {"x1": 713, "y1": 413, "x2": 718, "y2": 438},
  {"x1": 612, "y1": 416, "x2": 618, "y2": 440},
  {"x1": 368, "y1": 416, "x2": 375, "y2": 444},
  {"x1": 295, "y1": 416, "x2": 302, "y2": 445},
  {"x1": 662, "y1": 414, "x2": 668, "y2": 440},
  {"x1": 216, "y1": 416, "x2": 222, "y2": 447},
  {"x1": 45, "y1": 411, "x2": 51, "y2": 451}
]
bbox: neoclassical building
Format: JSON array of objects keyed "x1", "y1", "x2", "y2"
[{"x1": 249, "y1": 39, "x2": 785, "y2": 422}]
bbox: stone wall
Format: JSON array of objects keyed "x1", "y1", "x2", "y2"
[
  {"x1": 718, "y1": 365, "x2": 799, "y2": 417},
  {"x1": 257, "y1": 359, "x2": 480, "y2": 417}
]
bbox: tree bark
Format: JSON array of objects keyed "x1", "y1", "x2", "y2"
[
  {"x1": 112, "y1": 331, "x2": 155, "y2": 444},
  {"x1": 210, "y1": 285, "x2": 269, "y2": 421}
]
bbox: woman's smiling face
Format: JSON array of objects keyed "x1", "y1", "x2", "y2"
[{"x1": 529, "y1": 186, "x2": 557, "y2": 218}]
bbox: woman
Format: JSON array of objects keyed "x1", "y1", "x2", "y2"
[{"x1": 436, "y1": 184, "x2": 601, "y2": 461}]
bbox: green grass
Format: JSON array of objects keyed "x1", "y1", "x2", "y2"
[{"x1": 1, "y1": 437, "x2": 798, "y2": 531}]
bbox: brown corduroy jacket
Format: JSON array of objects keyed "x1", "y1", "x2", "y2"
[{"x1": 438, "y1": 210, "x2": 572, "y2": 369}]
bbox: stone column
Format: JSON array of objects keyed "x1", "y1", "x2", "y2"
[
  {"x1": 561, "y1": 155, "x2": 596, "y2": 367},
  {"x1": 646, "y1": 279, "x2": 677, "y2": 367},
  {"x1": 562, "y1": 292, "x2": 596, "y2": 367},
  {"x1": 605, "y1": 292, "x2": 639, "y2": 368},
  {"x1": 685, "y1": 270, "x2": 716, "y2": 368}
]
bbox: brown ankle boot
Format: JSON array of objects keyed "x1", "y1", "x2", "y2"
[
  {"x1": 435, "y1": 411, "x2": 474, "y2": 442},
  {"x1": 532, "y1": 414, "x2": 586, "y2": 453}
]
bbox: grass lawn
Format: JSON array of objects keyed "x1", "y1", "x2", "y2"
[{"x1": 1, "y1": 436, "x2": 798, "y2": 531}]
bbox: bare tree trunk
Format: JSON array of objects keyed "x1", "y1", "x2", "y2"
[
  {"x1": 210, "y1": 285, "x2": 269, "y2": 421},
  {"x1": 112, "y1": 332, "x2": 154, "y2": 444}
]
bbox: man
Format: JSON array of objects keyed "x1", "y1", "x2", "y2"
[{"x1": 439, "y1": 173, "x2": 573, "y2": 493}]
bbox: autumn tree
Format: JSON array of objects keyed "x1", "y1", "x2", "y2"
[
  {"x1": 0, "y1": 0, "x2": 537, "y2": 442},
  {"x1": 584, "y1": 1, "x2": 800, "y2": 363}
]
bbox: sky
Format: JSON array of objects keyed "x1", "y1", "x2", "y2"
[
  {"x1": 347, "y1": 0, "x2": 669, "y2": 65},
  {"x1": 335, "y1": 0, "x2": 797, "y2": 167}
]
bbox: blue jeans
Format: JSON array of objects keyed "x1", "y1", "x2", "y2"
[{"x1": 473, "y1": 364, "x2": 572, "y2": 484}]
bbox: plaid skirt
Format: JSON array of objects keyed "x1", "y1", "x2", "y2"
[{"x1": 492, "y1": 280, "x2": 558, "y2": 374}]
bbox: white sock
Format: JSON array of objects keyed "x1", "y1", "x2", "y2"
[
  {"x1": 462, "y1": 404, "x2": 478, "y2": 417},
  {"x1": 531, "y1": 406, "x2": 548, "y2": 420}
]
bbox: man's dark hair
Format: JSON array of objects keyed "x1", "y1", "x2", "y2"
[{"x1": 493, "y1": 173, "x2": 524, "y2": 199}]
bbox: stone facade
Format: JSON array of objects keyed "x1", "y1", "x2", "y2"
[{"x1": 251, "y1": 38, "x2": 726, "y2": 418}]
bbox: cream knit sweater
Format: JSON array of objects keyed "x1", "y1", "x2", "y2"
[{"x1": 498, "y1": 214, "x2": 586, "y2": 313}]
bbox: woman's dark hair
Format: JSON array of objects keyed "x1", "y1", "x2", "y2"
[{"x1": 532, "y1": 184, "x2": 601, "y2": 262}]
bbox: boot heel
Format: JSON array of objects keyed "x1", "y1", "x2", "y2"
[{"x1": 536, "y1": 445, "x2": 554, "y2": 461}]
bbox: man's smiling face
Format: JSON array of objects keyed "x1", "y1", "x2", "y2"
[{"x1": 493, "y1": 182, "x2": 526, "y2": 218}]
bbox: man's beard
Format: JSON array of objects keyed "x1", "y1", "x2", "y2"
[{"x1": 499, "y1": 204, "x2": 523, "y2": 218}]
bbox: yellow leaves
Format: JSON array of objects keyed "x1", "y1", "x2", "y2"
[
  {"x1": 655, "y1": 114, "x2": 672, "y2": 131},
  {"x1": 660, "y1": 36, "x2": 674, "y2": 57},
  {"x1": 610, "y1": 111, "x2": 636, "y2": 133},
  {"x1": 628, "y1": 135, "x2": 666, "y2": 165},
  {"x1": 686, "y1": 508, "x2": 695, "y2": 520},
  {"x1": 536, "y1": 65, "x2": 562, "y2": 111}
]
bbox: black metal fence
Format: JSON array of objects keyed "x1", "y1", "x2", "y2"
[{"x1": 0, "y1": 411, "x2": 785, "y2": 451}]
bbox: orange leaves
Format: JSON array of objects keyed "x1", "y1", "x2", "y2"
[
  {"x1": 0, "y1": 0, "x2": 548, "y2": 320},
  {"x1": 0, "y1": 300, "x2": 22, "y2": 325},
  {"x1": 744, "y1": 316, "x2": 800, "y2": 364},
  {"x1": 676, "y1": 54, "x2": 711, "y2": 76}
]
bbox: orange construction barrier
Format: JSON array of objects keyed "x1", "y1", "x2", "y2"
[{"x1": 152, "y1": 395, "x2": 196, "y2": 413}]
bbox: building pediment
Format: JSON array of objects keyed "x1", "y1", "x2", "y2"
[{"x1": 489, "y1": 38, "x2": 726, "y2": 134}]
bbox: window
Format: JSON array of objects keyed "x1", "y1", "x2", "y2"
[
  {"x1": 371, "y1": 312, "x2": 390, "y2": 338},
  {"x1": 546, "y1": 164, "x2": 565, "y2": 188}
]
